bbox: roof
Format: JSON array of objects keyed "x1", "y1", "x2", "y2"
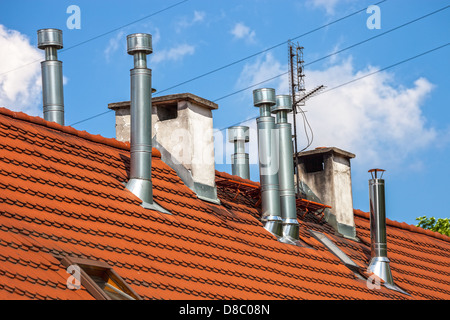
[{"x1": 0, "y1": 107, "x2": 449, "y2": 300}]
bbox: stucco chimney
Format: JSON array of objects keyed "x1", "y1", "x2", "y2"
[
  {"x1": 108, "y1": 93, "x2": 219, "y2": 203},
  {"x1": 295, "y1": 147, "x2": 357, "y2": 240}
]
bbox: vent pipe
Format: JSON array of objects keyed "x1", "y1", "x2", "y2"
[
  {"x1": 228, "y1": 126, "x2": 250, "y2": 179},
  {"x1": 253, "y1": 88, "x2": 282, "y2": 238},
  {"x1": 368, "y1": 169, "x2": 394, "y2": 286},
  {"x1": 273, "y1": 95, "x2": 299, "y2": 243},
  {"x1": 37, "y1": 29, "x2": 65, "y2": 125},
  {"x1": 125, "y1": 33, "x2": 154, "y2": 206}
]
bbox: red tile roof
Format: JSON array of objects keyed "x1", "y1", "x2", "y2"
[{"x1": 0, "y1": 107, "x2": 449, "y2": 300}]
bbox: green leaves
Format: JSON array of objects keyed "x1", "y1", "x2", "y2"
[{"x1": 416, "y1": 216, "x2": 450, "y2": 237}]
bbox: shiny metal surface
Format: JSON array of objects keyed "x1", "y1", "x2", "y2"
[
  {"x1": 368, "y1": 171, "x2": 394, "y2": 286},
  {"x1": 127, "y1": 33, "x2": 153, "y2": 55},
  {"x1": 37, "y1": 29, "x2": 63, "y2": 50},
  {"x1": 253, "y1": 88, "x2": 276, "y2": 107},
  {"x1": 254, "y1": 88, "x2": 282, "y2": 237},
  {"x1": 228, "y1": 126, "x2": 250, "y2": 179},
  {"x1": 125, "y1": 34, "x2": 154, "y2": 205},
  {"x1": 37, "y1": 29, "x2": 64, "y2": 125},
  {"x1": 273, "y1": 95, "x2": 299, "y2": 241}
]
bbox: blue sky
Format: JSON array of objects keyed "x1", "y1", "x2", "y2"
[{"x1": 0, "y1": 0, "x2": 449, "y2": 226}]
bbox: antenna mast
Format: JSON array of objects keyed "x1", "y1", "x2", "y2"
[
  {"x1": 289, "y1": 41, "x2": 305, "y2": 198},
  {"x1": 288, "y1": 41, "x2": 325, "y2": 198}
]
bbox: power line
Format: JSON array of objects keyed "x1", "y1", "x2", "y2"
[
  {"x1": 215, "y1": 42, "x2": 450, "y2": 134},
  {"x1": 69, "y1": 3, "x2": 447, "y2": 127},
  {"x1": 154, "y1": 0, "x2": 388, "y2": 96},
  {"x1": 0, "y1": 0, "x2": 189, "y2": 76},
  {"x1": 213, "y1": 4, "x2": 450, "y2": 103}
]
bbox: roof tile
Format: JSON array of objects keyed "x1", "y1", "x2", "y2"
[{"x1": 0, "y1": 108, "x2": 449, "y2": 300}]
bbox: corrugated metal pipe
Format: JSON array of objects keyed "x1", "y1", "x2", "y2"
[
  {"x1": 253, "y1": 88, "x2": 282, "y2": 238},
  {"x1": 272, "y1": 95, "x2": 299, "y2": 243},
  {"x1": 125, "y1": 33, "x2": 154, "y2": 205},
  {"x1": 37, "y1": 29, "x2": 65, "y2": 125},
  {"x1": 368, "y1": 169, "x2": 394, "y2": 286},
  {"x1": 228, "y1": 126, "x2": 250, "y2": 180}
]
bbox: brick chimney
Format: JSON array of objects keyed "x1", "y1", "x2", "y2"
[
  {"x1": 295, "y1": 147, "x2": 357, "y2": 240},
  {"x1": 108, "y1": 93, "x2": 219, "y2": 203}
]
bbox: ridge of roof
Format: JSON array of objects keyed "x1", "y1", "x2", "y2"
[
  {"x1": 215, "y1": 169, "x2": 450, "y2": 244},
  {"x1": 354, "y1": 209, "x2": 450, "y2": 243},
  {"x1": 0, "y1": 107, "x2": 161, "y2": 158},
  {"x1": 215, "y1": 170, "x2": 260, "y2": 187}
]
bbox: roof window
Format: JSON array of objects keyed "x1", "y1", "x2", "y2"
[{"x1": 60, "y1": 256, "x2": 142, "y2": 300}]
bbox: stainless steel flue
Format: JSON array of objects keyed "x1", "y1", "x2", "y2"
[
  {"x1": 253, "y1": 88, "x2": 282, "y2": 238},
  {"x1": 367, "y1": 169, "x2": 394, "y2": 286},
  {"x1": 273, "y1": 95, "x2": 299, "y2": 242},
  {"x1": 228, "y1": 126, "x2": 250, "y2": 179},
  {"x1": 125, "y1": 33, "x2": 154, "y2": 205},
  {"x1": 37, "y1": 29, "x2": 65, "y2": 125}
]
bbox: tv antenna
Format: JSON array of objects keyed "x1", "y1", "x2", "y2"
[{"x1": 288, "y1": 41, "x2": 325, "y2": 197}]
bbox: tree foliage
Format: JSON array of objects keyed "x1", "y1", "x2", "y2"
[{"x1": 415, "y1": 216, "x2": 450, "y2": 237}]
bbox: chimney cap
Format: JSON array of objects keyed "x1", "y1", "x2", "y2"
[
  {"x1": 272, "y1": 94, "x2": 292, "y2": 113},
  {"x1": 228, "y1": 126, "x2": 249, "y2": 142},
  {"x1": 369, "y1": 168, "x2": 385, "y2": 179},
  {"x1": 127, "y1": 33, "x2": 152, "y2": 55},
  {"x1": 37, "y1": 28, "x2": 63, "y2": 49},
  {"x1": 296, "y1": 146, "x2": 356, "y2": 159},
  {"x1": 253, "y1": 88, "x2": 276, "y2": 107}
]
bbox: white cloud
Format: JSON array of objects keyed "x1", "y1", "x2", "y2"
[
  {"x1": 234, "y1": 53, "x2": 438, "y2": 172},
  {"x1": 150, "y1": 44, "x2": 195, "y2": 64},
  {"x1": 104, "y1": 31, "x2": 125, "y2": 62},
  {"x1": 235, "y1": 52, "x2": 287, "y2": 94},
  {"x1": 307, "y1": 0, "x2": 355, "y2": 15},
  {"x1": 176, "y1": 10, "x2": 206, "y2": 32},
  {"x1": 0, "y1": 25, "x2": 43, "y2": 116},
  {"x1": 230, "y1": 22, "x2": 256, "y2": 44}
]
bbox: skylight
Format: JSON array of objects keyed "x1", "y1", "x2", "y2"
[{"x1": 60, "y1": 256, "x2": 142, "y2": 300}]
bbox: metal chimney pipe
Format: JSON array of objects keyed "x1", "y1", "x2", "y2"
[
  {"x1": 253, "y1": 88, "x2": 282, "y2": 238},
  {"x1": 125, "y1": 33, "x2": 154, "y2": 205},
  {"x1": 273, "y1": 95, "x2": 299, "y2": 242},
  {"x1": 228, "y1": 126, "x2": 250, "y2": 179},
  {"x1": 37, "y1": 29, "x2": 64, "y2": 125},
  {"x1": 368, "y1": 169, "x2": 394, "y2": 286}
]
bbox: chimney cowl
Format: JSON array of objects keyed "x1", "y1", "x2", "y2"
[
  {"x1": 228, "y1": 126, "x2": 249, "y2": 143},
  {"x1": 228, "y1": 126, "x2": 250, "y2": 180},
  {"x1": 37, "y1": 28, "x2": 63, "y2": 50},
  {"x1": 273, "y1": 94, "x2": 300, "y2": 244},
  {"x1": 127, "y1": 33, "x2": 153, "y2": 55},
  {"x1": 272, "y1": 94, "x2": 292, "y2": 113},
  {"x1": 37, "y1": 28, "x2": 65, "y2": 126},
  {"x1": 367, "y1": 169, "x2": 394, "y2": 286},
  {"x1": 253, "y1": 88, "x2": 276, "y2": 107},
  {"x1": 253, "y1": 88, "x2": 282, "y2": 238}
]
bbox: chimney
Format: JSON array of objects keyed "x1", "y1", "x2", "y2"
[
  {"x1": 124, "y1": 33, "x2": 168, "y2": 214},
  {"x1": 295, "y1": 147, "x2": 357, "y2": 240},
  {"x1": 37, "y1": 29, "x2": 64, "y2": 125},
  {"x1": 108, "y1": 93, "x2": 219, "y2": 204},
  {"x1": 367, "y1": 169, "x2": 394, "y2": 286},
  {"x1": 253, "y1": 88, "x2": 282, "y2": 238},
  {"x1": 272, "y1": 95, "x2": 299, "y2": 243},
  {"x1": 228, "y1": 126, "x2": 250, "y2": 180}
]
